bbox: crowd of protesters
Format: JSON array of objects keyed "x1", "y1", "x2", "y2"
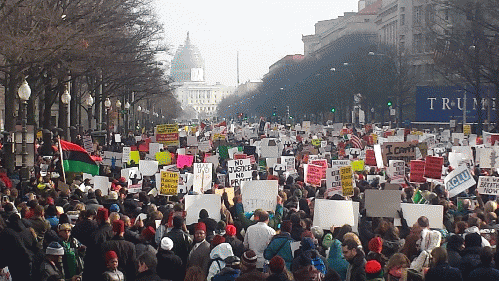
[{"x1": 0, "y1": 123, "x2": 498, "y2": 281}]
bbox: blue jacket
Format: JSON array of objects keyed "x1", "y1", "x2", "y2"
[
  {"x1": 211, "y1": 267, "x2": 240, "y2": 281},
  {"x1": 327, "y1": 239, "x2": 349, "y2": 281},
  {"x1": 264, "y1": 232, "x2": 294, "y2": 270}
]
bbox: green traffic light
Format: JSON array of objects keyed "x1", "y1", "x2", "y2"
[
  {"x1": 387, "y1": 101, "x2": 392, "y2": 106},
  {"x1": 331, "y1": 108, "x2": 336, "y2": 112},
  {"x1": 273, "y1": 113, "x2": 276, "y2": 116}
]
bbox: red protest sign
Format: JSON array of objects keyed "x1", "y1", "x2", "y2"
[
  {"x1": 234, "y1": 154, "x2": 248, "y2": 160},
  {"x1": 306, "y1": 164, "x2": 323, "y2": 186},
  {"x1": 311, "y1": 159, "x2": 328, "y2": 180},
  {"x1": 410, "y1": 160, "x2": 426, "y2": 183},
  {"x1": 424, "y1": 156, "x2": 444, "y2": 179},
  {"x1": 365, "y1": 150, "x2": 377, "y2": 166}
]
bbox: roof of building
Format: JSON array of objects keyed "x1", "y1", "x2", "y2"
[
  {"x1": 171, "y1": 32, "x2": 205, "y2": 82},
  {"x1": 358, "y1": 0, "x2": 382, "y2": 15}
]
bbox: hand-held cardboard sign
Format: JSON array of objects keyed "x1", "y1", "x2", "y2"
[
  {"x1": 388, "y1": 160, "x2": 405, "y2": 183},
  {"x1": 444, "y1": 165, "x2": 476, "y2": 198},
  {"x1": 365, "y1": 190, "x2": 401, "y2": 217},
  {"x1": 306, "y1": 164, "x2": 323, "y2": 186},
  {"x1": 410, "y1": 160, "x2": 426, "y2": 183},
  {"x1": 184, "y1": 194, "x2": 221, "y2": 225},
  {"x1": 340, "y1": 166, "x2": 354, "y2": 197},
  {"x1": 424, "y1": 156, "x2": 444, "y2": 179},
  {"x1": 381, "y1": 142, "x2": 418, "y2": 165},
  {"x1": 241, "y1": 180, "x2": 278, "y2": 213},
  {"x1": 325, "y1": 167, "x2": 342, "y2": 197},
  {"x1": 313, "y1": 199, "x2": 356, "y2": 230},
  {"x1": 477, "y1": 176, "x2": 499, "y2": 195},
  {"x1": 160, "y1": 171, "x2": 179, "y2": 196},
  {"x1": 227, "y1": 158, "x2": 253, "y2": 187},
  {"x1": 177, "y1": 154, "x2": 194, "y2": 169},
  {"x1": 193, "y1": 163, "x2": 212, "y2": 194}
]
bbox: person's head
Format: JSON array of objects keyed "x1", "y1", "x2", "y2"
[
  {"x1": 455, "y1": 221, "x2": 468, "y2": 234},
  {"x1": 211, "y1": 235, "x2": 225, "y2": 248},
  {"x1": 385, "y1": 253, "x2": 410, "y2": 272},
  {"x1": 105, "y1": 250, "x2": 119, "y2": 270},
  {"x1": 141, "y1": 226, "x2": 156, "y2": 242},
  {"x1": 479, "y1": 246, "x2": 494, "y2": 266},
  {"x1": 258, "y1": 211, "x2": 270, "y2": 223},
  {"x1": 430, "y1": 247, "x2": 448, "y2": 267},
  {"x1": 58, "y1": 223, "x2": 72, "y2": 241},
  {"x1": 161, "y1": 237, "x2": 174, "y2": 251},
  {"x1": 45, "y1": 242, "x2": 65, "y2": 263},
  {"x1": 464, "y1": 232, "x2": 482, "y2": 248},
  {"x1": 365, "y1": 260, "x2": 383, "y2": 280},
  {"x1": 468, "y1": 216, "x2": 481, "y2": 228},
  {"x1": 109, "y1": 212, "x2": 120, "y2": 224},
  {"x1": 96, "y1": 207, "x2": 109, "y2": 224},
  {"x1": 368, "y1": 237, "x2": 383, "y2": 254},
  {"x1": 417, "y1": 216, "x2": 429, "y2": 229},
  {"x1": 137, "y1": 252, "x2": 157, "y2": 273},
  {"x1": 112, "y1": 220, "x2": 125, "y2": 236},
  {"x1": 336, "y1": 224, "x2": 352, "y2": 241},
  {"x1": 269, "y1": 255, "x2": 285, "y2": 274},
  {"x1": 225, "y1": 224, "x2": 236, "y2": 237},
  {"x1": 194, "y1": 222, "x2": 207, "y2": 243},
  {"x1": 342, "y1": 239, "x2": 360, "y2": 262},
  {"x1": 485, "y1": 212, "x2": 497, "y2": 224},
  {"x1": 241, "y1": 250, "x2": 257, "y2": 271},
  {"x1": 343, "y1": 232, "x2": 362, "y2": 247},
  {"x1": 172, "y1": 216, "x2": 184, "y2": 229},
  {"x1": 199, "y1": 209, "x2": 209, "y2": 220},
  {"x1": 447, "y1": 234, "x2": 465, "y2": 251},
  {"x1": 184, "y1": 266, "x2": 205, "y2": 281},
  {"x1": 485, "y1": 200, "x2": 497, "y2": 213},
  {"x1": 281, "y1": 220, "x2": 292, "y2": 233},
  {"x1": 34, "y1": 204, "x2": 44, "y2": 217},
  {"x1": 462, "y1": 199, "x2": 471, "y2": 210}
]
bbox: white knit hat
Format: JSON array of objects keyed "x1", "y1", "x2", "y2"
[
  {"x1": 161, "y1": 237, "x2": 174, "y2": 251},
  {"x1": 109, "y1": 191, "x2": 118, "y2": 200},
  {"x1": 46, "y1": 242, "x2": 65, "y2": 256}
]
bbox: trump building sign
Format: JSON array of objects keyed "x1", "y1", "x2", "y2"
[{"x1": 416, "y1": 86, "x2": 497, "y2": 122}]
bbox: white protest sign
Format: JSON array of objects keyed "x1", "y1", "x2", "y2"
[
  {"x1": 399, "y1": 203, "x2": 443, "y2": 229},
  {"x1": 205, "y1": 155, "x2": 219, "y2": 169},
  {"x1": 184, "y1": 194, "x2": 221, "y2": 225},
  {"x1": 198, "y1": 141, "x2": 212, "y2": 152},
  {"x1": 139, "y1": 160, "x2": 159, "y2": 176},
  {"x1": 374, "y1": 144, "x2": 384, "y2": 168},
  {"x1": 227, "y1": 158, "x2": 253, "y2": 187},
  {"x1": 477, "y1": 176, "x2": 499, "y2": 195},
  {"x1": 241, "y1": 180, "x2": 278, "y2": 213},
  {"x1": 122, "y1": 147, "x2": 131, "y2": 165},
  {"x1": 266, "y1": 158, "x2": 278, "y2": 169},
  {"x1": 313, "y1": 199, "x2": 355, "y2": 230},
  {"x1": 149, "y1": 143, "x2": 163, "y2": 156},
  {"x1": 281, "y1": 156, "x2": 296, "y2": 173},
  {"x1": 260, "y1": 146, "x2": 279, "y2": 158},
  {"x1": 187, "y1": 136, "x2": 198, "y2": 147},
  {"x1": 479, "y1": 147, "x2": 499, "y2": 169},
  {"x1": 331, "y1": 160, "x2": 351, "y2": 168},
  {"x1": 444, "y1": 165, "x2": 476, "y2": 197},
  {"x1": 114, "y1": 134, "x2": 121, "y2": 143},
  {"x1": 228, "y1": 147, "x2": 239, "y2": 159},
  {"x1": 388, "y1": 160, "x2": 405, "y2": 183},
  {"x1": 93, "y1": 176, "x2": 111, "y2": 196},
  {"x1": 325, "y1": 167, "x2": 342, "y2": 197},
  {"x1": 193, "y1": 163, "x2": 212, "y2": 194}
]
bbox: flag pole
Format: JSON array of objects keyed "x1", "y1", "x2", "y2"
[{"x1": 58, "y1": 137, "x2": 67, "y2": 184}]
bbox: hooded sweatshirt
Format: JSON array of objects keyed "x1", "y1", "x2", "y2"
[
  {"x1": 327, "y1": 239, "x2": 349, "y2": 280},
  {"x1": 207, "y1": 243, "x2": 234, "y2": 281}
]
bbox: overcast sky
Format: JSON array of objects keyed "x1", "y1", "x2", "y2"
[{"x1": 154, "y1": 0, "x2": 360, "y2": 86}]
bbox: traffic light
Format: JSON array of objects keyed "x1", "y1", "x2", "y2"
[
  {"x1": 331, "y1": 107, "x2": 336, "y2": 113},
  {"x1": 387, "y1": 101, "x2": 392, "y2": 106}
]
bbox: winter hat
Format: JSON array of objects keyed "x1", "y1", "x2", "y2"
[
  {"x1": 105, "y1": 250, "x2": 118, "y2": 262},
  {"x1": 97, "y1": 207, "x2": 109, "y2": 222},
  {"x1": 161, "y1": 237, "x2": 174, "y2": 251},
  {"x1": 365, "y1": 260, "x2": 383, "y2": 279},
  {"x1": 109, "y1": 204, "x2": 120, "y2": 213},
  {"x1": 465, "y1": 232, "x2": 481, "y2": 248},
  {"x1": 368, "y1": 237, "x2": 383, "y2": 254},
  {"x1": 109, "y1": 191, "x2": 118, "y2": 200},
  {"x1": 242, "y1": 250, "x2": 257, "y2": 267},
  {"x1": 225, "y1": 224, "x2": 237, "y2": 236},
  {"x1": 310, "y1": 226, "x2": 323, "y2": 239},
  {"x1": 195, "y1": 222, "x2": 207, "y2": 232},
  {"x1": 141, "y1": 226, "x2": 156, "y2": 241},
  {"x1": 46, "y1": 197, "x2": 55, "y2": 205},
  {"x1": 46, "y1": 242, "x2": 65, "y2": 256},
  {"x1": 112, "y1": 220, "x2": 125, "y2": 234},
  {"x1": 225, "y1": 256, "x2": 241, "y2": 267},
  {"x1": 58, "y1": 223, "x2": 72, "y2": 232},
  {"x1": 211, "y1": 235, "x2": 226, "y2": 247},
  {"x1": 301, "y1": 237, "x2": 315, "y2": 251},
  {"x1": 269, "y1": 256, "x2": 285, "y2": 273}
]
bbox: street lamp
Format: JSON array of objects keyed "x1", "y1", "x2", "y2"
[
  {"x1": 104, "y1": 98, "x2": 111, "y2": 144},
  {"x1": 137, "y1": 105, "x2": 142, "y2": 131},
  {"x1": 18, "y1": 80, "x2": 31, "y2": 196},
  {"x1": 61, "y1": 89, "x2": 71, "y2": 140},
  {"x1": 124, "y1": 101, "x2": 130, "y2": 134},
  {"x1": 116, "y1": 100, "x2": 122, "y2": 134},
  {"x1": 84, "y1": 95, "x2": 94, "y2": 131}
]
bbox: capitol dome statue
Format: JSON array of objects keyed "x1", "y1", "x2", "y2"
[{"x1": 171, "y1": 32, "x2": 205, "y2": 82}]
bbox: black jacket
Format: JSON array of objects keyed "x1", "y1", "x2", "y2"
[
  {"x1": 469, "y1": 265, "x2": 499, "y2": 281},
  {"x1": 157, "y1": 249, "x2": 184, "y2": 281},
  {"x1": 136, "y1": 269, "x2": 163, "y2": 281},
  {"x1": 458, "y1": 246, "x2": 482, "y2": 279},
  {"x1": 166, "y1": 228, "x2": 191, "y2": 266},
  {"x1": 226, "y1": 236, "x2": 245, "y2": 258},
  {"x1": 102, "y1": 235, "x2": 137, "y2": 281},
  {"x1": 347, "y1": 251, "x2": 366, "y2": 281},
  {"x1": 447, "y1": 249, "x2": 462, "y2": 268},
  {"x1": 425, "y1": 262, "x2": 463, "y2": 281}
]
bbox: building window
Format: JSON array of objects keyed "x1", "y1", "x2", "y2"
[
  {"x1": 414, "y1": 6, "x2": 422, "y2": 24},
  {"x1": 413, "y1": 34, "x2": 423, "y2": 53},
  {"x1": 365, "y1": 19, "x2": 370, "y2": 22},
  {"x1": 425, "y1": 4, "x2": 435, "y2": 26},
  {"x1": 444, "y1": 9, "x2": 449, "y2": 21},
  {"x1": 401, "y1": 14, "x2": 405, "y2": 25}
]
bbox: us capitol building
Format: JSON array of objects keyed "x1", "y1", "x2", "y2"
[{"x1": 171, "y1": 32, "x2": 235, "y2": 120}]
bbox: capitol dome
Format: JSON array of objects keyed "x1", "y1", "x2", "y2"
[{"x1": 171, "y1": 32, "x2": 205, "y2": 82}]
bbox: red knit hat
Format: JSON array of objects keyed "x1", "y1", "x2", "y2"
[
  {"x1": 112, "y1": 220, "x2": 125, "y2": 234},
  {"x1": 141, "y1": 226, "x2": 156, "y2": 241},
  {"x1": 105, "y1": 250, "x2": 118, "y2": 263},
  {"x1": 195, "y1": 222, "x2": 207, "y2": 232},
  {"x1": 97, "y1": 207, "x2": 109, "y2": 222},
  {"x1": 225, "y1": 225, "x2": 236, "y2": 236},
  {"x1": 211, "y1": 235, "x2": 225, "y2": 247},
  {"x1": 368, "y1": 237, "x2": 383, "y2": 254},
  {"x1": 365, "y1": 260, "x2": 382, "y2": 274},
  {"x1": 269, "y1": 256, "x2": 285, "y2": 273}
]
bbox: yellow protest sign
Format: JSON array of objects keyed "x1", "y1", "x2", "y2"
[
  {"x1": 351, "y1": 160, "x2": 365, "y2": 172},
  {"x1": 155, "y1": 124, "x2": 179, "y2": 146},
  {"x1": 212, "y1": 134, "x2": 226, "y2": 141},
  {"x1": 155, "y1": 151, "x2": 172, "y2": 165},
  {"x1": 371, "y1": 134, "x2": 378, "y2": 144},
  {"x1": 340, "y1": 166, "x2": 353, "y2": 197},
  {"x1": 311, "y1": 139, "x2": 322, "y2": 147},
  {"x1": 215, "y1": 187, "x2": 235, "y2": 205},
  {"x1": 463, "y1": 124, "x2": 471, "y2": 135},
  {"x1": 129, "y1": 151, "x2": 140, "y2": 165},
  {"x1": 160, "y1": 171, "x2": 179, "y2": 195}
]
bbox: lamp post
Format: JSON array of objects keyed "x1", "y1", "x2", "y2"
[
  {"x1": 124, "y1": 101, "x2": 130, "y2": 134},
  {"x1": 85, "y1": 95, "x2": 94, "y2": 131},
  {"x1": 116, "y1": 100, "x2": 122, "y2": 134},
  {"x1": 104, "y1": 98, "x2": 111, "y2": 144},
  {"x1": 18, "y1": 80, "x2": 31, "y2": 196},
  {"x1": 137, "y1": 105, "x2": 142, "y2": 132},
  {"x1": 61, "y1": 89, "x2": 71, "y2": 140}
]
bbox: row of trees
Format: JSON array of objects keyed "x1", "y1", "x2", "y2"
[{"x1": 0, "y1": 0, "x2": 180, "y2": 172}]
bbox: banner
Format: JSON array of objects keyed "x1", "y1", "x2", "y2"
[
  {"x1": 410, "y1": 160, "x2": 426, "y2": 183},
  {"x1": 325, "y1": 167, "x2": 342, "y2": 197},
  {"x1": 365, "y1": 190, "x2": 401, "y2": 217},
  {"x1": 340, "y1": 166, "x2": 354, "y2": 196},
  {"x1": 444, "y1": 165, "x2": 476, "y2": 197},
  {"x1": 477, "y1": 176, "x2": 499, "y2": 195},
  {"x1": 184, "y1": 194, "x2": 221, "y2": 225},
  {"x1": 381, "y1": 142, "x2": 418, "y2": 165},
  {"x1": 155, "y1": 124, "x2": 179, "y2": 146},
  {"x1": 160, "y1": 171, "x2": 179, "y2": 196},
  {"x1": 306, "y1": 164, "x2": 323, "y2": 186},
  {"x1": 424, "y1": 156, "x2": 444, "y2": 179},
  {"x1": 241, "y1": 180, "x2": 278, "y2": 213},
  {"x1": 227, "y1": 158, "x2": 253, "y2": 187},
  {"x1": 193, "y1": 163, "x2": 212, "y2": 194}
]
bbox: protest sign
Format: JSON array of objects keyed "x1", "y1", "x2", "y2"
[
  {"x1": 205, "y1": 155, "x2": 219, "y2": 169},
  {"x1": 122, "y1": 147, "x2": 131, "y2": 165},
  {"x1": 177, "y1": 154, "x2": 194, "y2": 169},
  {"x1": 388, "y1": 160, "x2": 405, "y2": 183},
  {"x1": 331, "y1": 160, "x2": 351, "y2": 167},
  {"x1": 241, "y1": 180, "x2": 278, "y2": 213},
  {"x1": 351, "y1": 160, "x2": 365, "y2": 172},
  {"x1": 184, "y1": 194, "x2": 221, "y2": 225},
  {"x1": 160, "y1": 171, "x2": 179, "y2": 196},
  {"x1": 93, "y1": 176, "x2": 110, "y2": 195},
  {"x1": 138, "y1": 160, "x2": 158, "y2": 176},
  {"x1": 193, "y1": 163, "x2": 212, "y2": 194},
  {"x1": 340, "y1": 166, "x2": 354, "y2": 196},
  {"x1": 381, "y1": 142, "x2": 418, "y2": 166},
  {"x1": 281, "y1": 156, "x2": 296, "y2": 173},
  {"x1": 129, "y1": 151, "x2": 140, "y2": 165},
  {"x1": 155, "y1": 151, "x2": 172, "y2": 165},
  {"x1": 127, "y1": 168, "x2": 143, "y2": 193},
  {"x1": 463, "y1": 124, "x2": 471, "y2": 135},
  {"x1": 260, "y1": 145, "x2": 279, "y2": 159},
  {"x1": 227, "y1": 158, "x2": 253, "y2": 187},
  {"x1": 198, "y1": 140, "x2": 212, "y2": 152},
  {"x1": 187, "y1": 136, "x2": 198, "y2": 147},
  {"x1": 424, "y1": 156, "x2": 444, "y2": 179},
  {"x1": 215, "y1": 187, "x2": 235, "y2": 205},
  {"x1": 365, "y1": 150, "x2": 377, "y2": 166},
  {"x1": 83, "y1": 135, "x2": 94, "y2": 153},
  {"x1": 149, "y1": 143, "x2": 163, "y2": 156},
  {"x1": 409, "y1": 160, "x2": 426, "y2": 183},
  {"x1": 311, "y1": 159, "x2": 328, "y2": 179},
  {"x1": 477, "y1": 176, "x2": 499, "y2": 195},
  {"x1": 155, "y1": 124, "x2": 179, "y2": 146},
  {"x1": 374, "y1": 145, "x2": 384, "y2": 168},
  {"x1": 444, "y1": 165, "x2": 476, "y2": 198},
  {"x1": 365, "y1": 190, "x2": 401, "y2": 217},
  {"x1": 325, "y1": 167, "x2": 342, "y2": 197},
  {"x1": 313, "y1": 199, "x2": 355, "y2": 229},
  {"x1": 306, "y1": 164, "x2": 323, "y2": 186},
  {"x1": 478, "y1": 147, "x2": 499, "y2": 169},
  {"x1": 399, "y1": 203, "x2": 444, "y2": 229}
]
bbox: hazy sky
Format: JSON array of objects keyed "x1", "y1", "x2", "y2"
[{"x1": 154, "y1": 0, "x2": 360, "y2": 86}]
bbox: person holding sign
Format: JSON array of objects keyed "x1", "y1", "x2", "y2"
[
  {"x1": 235, "y1": 195, "x2": 283, "y2": 231},
  {"x1": 243, "y1": 211, "x2": 277, "y2": 269}
]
